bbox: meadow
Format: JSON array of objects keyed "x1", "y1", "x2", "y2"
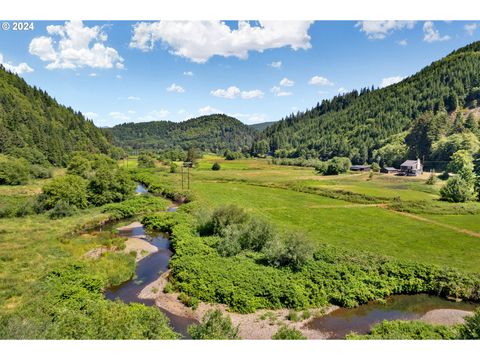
[{"x1": 163, "y1": 155, "x2": 480, "y2": 272}]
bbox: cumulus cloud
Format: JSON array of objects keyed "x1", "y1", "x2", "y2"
[
  {"x1": 397, "y1": 39, "x2": 408, "y2": 46},
  {"x1": 210, "y1": 86, "x2": 264, "y2": 99},
  {"x1": 199, "y1": 105, "x2": 222, "y2": 115},
  {"x1": 136, "y1": 109, "x2": 170, "y2": 122},
  {"x1": 0, "y1": 53, "x2": 34, "y2": 75},
  {"x1": 183, "y1": 71, "x2": 193, "y2": 76},
  {"x1": 355, "y1": 21, "x2": 415, "y2": 39},
  {"x1": 230, "y1": 112, "x2": 267, "y2": 124},
  {"x1": 380, "y1": 76, "x2": 404, "y2": 88},
  {"x1": 279, "y1": 77, "x2": 294, "y2": 87},
  {"x1": 271, "y1": 86, "x2": 292, "y2": 97},
  {"x1": 337, "y1": 87, "x2": 348, "y2": 94},
  {"x1": 29, "y1": 21, "x2": 124, "y2": 70},
  {"x1": 308, "y1": 75, "x2": 333, "y2": 86},
  {"x1": 127, "y1": 96, "x2": 141, "y2": 101},
  {"x1": 167, "y1": 83, "x2": 185, "y2": 93},
  {"x1": 269, "y1": 61, "x2": 282, "y2": 69},
  {"x1": 423, "y1": 21, "x2": 450, "y2": 43},
  {"x1": 89, "y1": 73, "x2": 97, "y2": 77},
  {"x1": 109, "y1": 112, "x2": 130, "y2": 121},
  {"x1": 129, "y1": 21, "x2": 313, "y2": 63},
  {"x1": 465, "y1": 23, "x2": 478, "y2": 36}
]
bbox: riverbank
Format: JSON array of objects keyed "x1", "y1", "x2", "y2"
[{"x1": 138, "y1": 270, "x2": 338, "y2": 339}]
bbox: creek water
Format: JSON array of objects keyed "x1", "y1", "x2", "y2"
[
  {"x1": 97, "y1": 184, "x2": 195, "y2": 337},
  {"x1": 305, "y1": 294, "x2": 477, "y2": 339}
]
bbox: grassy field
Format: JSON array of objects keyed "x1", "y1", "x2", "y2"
[{"x1": 175, "y1": 155, "x2": 480, "y2": 272}]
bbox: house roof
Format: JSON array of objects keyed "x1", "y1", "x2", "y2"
[
  {"x1": 383, "y1": 167, "x2": 397, "y2": 171},
  {"x1": 401, "y1": 160, "x2": 420, "y2": 167},
  {"x1": 351, "y1": 165, "x2": 371, "y2": 169}
]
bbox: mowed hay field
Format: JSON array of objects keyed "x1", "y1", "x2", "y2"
[{"x1": 178, "y1": 156, "x2": 480, "y2": 272}]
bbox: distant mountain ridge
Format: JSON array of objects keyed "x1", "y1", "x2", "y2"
[
  {"x1": 105, "y1": 114, "x2": 257, "y2": 152},
  {"x1": 249, "y1": 121, "x2": 277, "y2": 131}
]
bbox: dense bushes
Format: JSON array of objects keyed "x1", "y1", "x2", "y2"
[
  {"x1": 0, "y1": 262, "x2": 178, "y2": 339},
  {"x1": 39, "y1": 175, "x2": 89, "y2": 210},
  {"x1": 346, "y1": 320, "x2": 460, "y2": 340},
  {"x1": 460, "y1": 308, "x2": 480, "y2": 339},
  {"x1": 0, "y1": 157, "x2": 51, "y2": 185},
  {"x1": 103, "y1": 196, "x2": 170, "y2": 219},
  {"x1": 137, "y1": 154, "x2": 156, "y2": 168},
  {"x1": 143, "y1": 208, "x2": 480, "y2": 314},
  {"x1": 87, "y1": 167, "x2": 135, "y2": 206},
  {"x1": 211, "y1": 162, "x2": 221, "y2": 171},
  {"x1": 188, "y1": 309, "x2": 239, "y2": 339},
  {"x1": 272, "y1": 156, "x2": 352, "y2": 176},
  {"x1": 272, "y1": 325, "x2": 306, "y2": 339},
  {"x1": 440, "y1": 176, "x2": 475, "y2": 203}
]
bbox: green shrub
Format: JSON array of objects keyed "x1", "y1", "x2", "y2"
[
  {"x1": 188, "y1": 309, "x2": 239, "y2": 339},
  {"x1": 137, "y1": 154, "x2": 156, "y2": 168},
  {"x1": 39, "y1": 175, "x2": 89, "y2": 209},
  {"x1": 272, "y1": 325, "x2": 306, "y2": 339},
  {"x1": 346, "y1": 320, "x2": 460, "y2": 340},
  {"x1": 209, "y1": 204, "x2": 249, "y2": 236},
  {"x1": 460, "y1": 308, "x2": 480, "y2": 339},
  {"x1": 440, "y1": 176, "x2": 475, "y2": 203},
  {"x1": 286, "y1": 310, "x2": 300, "y2": 322},
  {"x1": 49, "y1": 200, "x2": 77, "y2": 219},
  {"x1": 29, "y1": 164, "x2": 52, "y2": 179},
  {"x1": 87, "y1": 167, "x2": 135, "y2": 206},
  {"x1": 178, "y1": 293, "x2": 199, "y2": 309},
  {"x1": 211, "y1": 162, "x2": 221, "y2": 171},
  {"x1": 263, "y1": 232, "x2": 314, "y2": 271},
  {"x1": 163, "y1": 282, "x2": 174, "y2": 294},
  {"x1": 169, "y1": 163, "x2": 178, "y2": 173},
  {"x1": 104, "y1": 196, "x2": 169, "y2": 219},
  {"x1": 0, "y1": 158, "x2": 30, "y2": 185}
]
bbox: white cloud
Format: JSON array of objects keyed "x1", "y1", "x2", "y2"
[
  {"x1": 279, "y1": 77, "x2": 294, "y2": 87},
  {"x1": 183, "y1": 71, "x2": 193, "y2": 76},
  {"x1": 127, "y1": 110, "x2": 136, "y2": 114},
  {"x1": 211, "y1": 86, "x2": 241, "y2": 99},
  {"x1": 84, "y1": 112, "x2": 98, "y2": 119},
  {"x1": 199, "y1": 105, "x2": 222, "y2": 115},
  {"x1": 423, "y1": 21, "x2": 450, "y2": 43},
  {"x1": 308, "y1": 75, "x2": 333, "y2": 86},
  {"x1": 230, "y1": 112, "x2": 267, "y2": 124},
  {"x1": 178, "y1": 109, "x2": 186, "y2": 114},
  {"x1": 337, "y1": 87, "x2": 348, "y2": 93},
  {"x1": 271, "y1": 86, "x2": 292, "y2": 97},
  {"x1": 210, "y1": 86, "x2": 264, "y2": 100},
  {"x1": 89, "y1": 73, "x2": 97, "y2": 77},
  {"x1": 127, "y1": 96, "x2": 141, "y2": 101},
  {"x1": 129, "y1": 21, "x2": 313, "y2": 63},
  {"x1": 356, "y1": 21, "x2": 415, "y2": 39},
  {"x1": 397, "y1": 39, "x2": 408, "y2": 46},
  {"x1": 166, "y1": 83, "x2": 185, "y2": 93},
  {"x1": 135, "y1": 109, "x2": 170, "y2": 122},
  {"x1": 0, "y1": 53, "x2": 34, "y2": 75},
  {"x1": 380, "y1": 76, "x2": 404, "y2": 88},
  {"x1": 465, "y1": 23, "x2": 478, "y2": 36},
  {"x1": 29, "y1": 20, "x2": 124, "y2": 70},
  {"x1": 116, "y1": 74, "x2": 122, "y2": 79},
  {"x1": 240, "y1": 89, "x2": 264, "y2": 99},
  {"x1": 109, "y1": 112, "x2": 130, "y2": 121},
  {"x1": 269, "y1": 61, "x2": 282, "y2": 69}
]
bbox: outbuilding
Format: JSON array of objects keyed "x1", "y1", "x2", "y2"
[
  {"x1": 381, "y1": 166, "x2": 398, "y2": 174},
  {"x1": 350, "y1": 165, "x2": 371, "y2": 172}
]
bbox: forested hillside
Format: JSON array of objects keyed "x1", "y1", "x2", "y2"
[
  {"x1": 106, "y1": 114, "x2": 257, "y2": 152},
  {"x1": 0, "y1": 66, "x2": 119, "y2": 166},
  {"x1": 253, "y1": 41, "x2": 480, "y2": 163}
]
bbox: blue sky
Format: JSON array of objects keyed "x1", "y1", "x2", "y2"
[{"x1": 0, "y1": 20, "x2": 479, "y2": 127}]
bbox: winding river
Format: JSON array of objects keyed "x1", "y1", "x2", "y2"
[{"x1": 94, "y1": 184, "x2": 477, "y2": 339}]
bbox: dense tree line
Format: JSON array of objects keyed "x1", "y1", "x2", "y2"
[
  {"x1": 105, "y1": 114, "x2": 257, "y2": 153},
  {"x1": 253, "y1": 41, "x2": 480, "y2": 163},
  {"x1": 0, "y1": 66, "x2": 122, "y2": 166}
]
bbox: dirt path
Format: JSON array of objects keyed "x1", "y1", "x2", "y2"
[
  {"x1": 388, "y1": 209, "x2": 480, "y2": 238},
  {"x1": 138, "y1": 270, "x2": 337, "y2": 339}
]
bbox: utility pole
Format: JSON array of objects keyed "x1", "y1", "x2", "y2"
[{"x1": 181, "y1": 165, "x2": 184, "y2": 190}]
